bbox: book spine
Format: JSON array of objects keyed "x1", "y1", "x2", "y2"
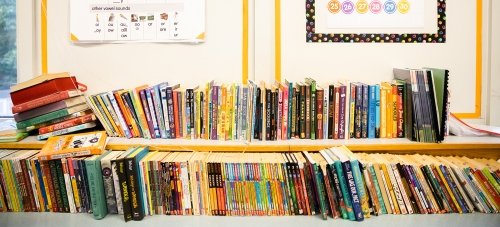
[
  {"x1": 121, "y1": 92, "x2": 142, "y2": 137},
  {"x1": 56, "y1": 160, "x2": 70, "y2": 213},
  {"x1": 131, "y1": 89, "x2": 152, "y2": 139},
  {"x1": 368, "y1": 85, "x2": 376, "y2": 138},
  {"x1": 61, "y1": 158, "x2": 77, "y2": 213},
  {"x1": 334, "y1": 86, "x2": 340, "y2": 139},
  {"x1": 12, "y1": 91, "x2": 78, "y2": 113},
  {"x1": 106, "y1": 92, "x2": 132, "y2": 138},
  {"x1": 18, "y1": 159, "x2": 33, "y2": 212},
  {"x1": 41, "y1": 161, "x2": 56, "y2": 212},
  {"x1": 277, "y1": 87, "x2": 283, "y2": 140},
  {"x1": 328, "y1": 85, "x2": 335, "y2": 139},
  {"x1": 265, "y1": 89, "x2": 272, "y2": 140},
  {"x1": 11, "y1": 77, "x2": 78, "y2": 105},
  {"x1": 211, "y1": 86, "x2": 218, "y2": 140},
  {"x1": 126, "y1": 157, "x2": 145, "y2": 220},
  {"x1": 38, "y1": 114, "x2": 95, "y2": 134},
  {"x1": 27, "y1": 159, "x2": 41, "y2": 211},
  {"x1": 299, "y1": 85, "x2": 306, "y2": 139},
  {"x1": 36, "y1": 122, "x2": 97, "y2": 140},
  {"x1": 380, "y1": 87, "x2": 387, "y2": 138},
  {"x1": 102, "y1": 157, "x2": 118, "y2": 214},
  {"x1": 67, "y1": 158, "x2": 81, "y2": 212},
  {"x1": 242, "y1": 87, "x2": 249, "y2": 140},
  {"x1": 323, "y1": 87, "x2": 329, "y2": 140},
  {"x1": 152, "y1": 87, "x2": 167, "y2": 139},
  {"x1": 334, "y1": 161, "x2": 355, "y2": 220},
  {"x1": 118, "y1": 159, "x2": 132, "y2": 221},
  {"x1": 339, "y1": 85, "x2": 347, "y2": 139},
  {"x1": 316, "y1": 89, "x2": 323, "y2": 140},
  {"x1": 342, "y1": 161, "x2": 363, "y2": 221},
  {"x1": 361, "y1": 85, "x2": 368, "y2": 138},
  {"x1": 86, "y1": 96, "x2": 115, "y2": 137},
  {"x1": 348, "y1": 84, "x2": 356, "y2": 138},
  {"x1": 396, "y1": 84, "x2": 404, "y2": 138},
  {"x1": 86, "y1": 158, "x2": 108, "y2": 219},
  {"x1": 305, "y1": 84, "x2": 311, "y2": 139},
  {"x1": 16, "y1": 107, "x2": 77, "y2": 129},
  {"x1": 35, "y1": 160, "x2": 50, "y2": 211},
  {"x1": 160, "y1": 85, "x2": 171, "y2": 139},
  {"x1": 310, "y1": 81, "x2": 316, "y2": 140},
  {"x1": 49, "y1": 160, "x2": 63, "y2": 212},
  {"x1": 146, "y1": 88, "x2": 161, "y2": 138},
  {"x1": 288, "y1": 83, "x2": 293, "y2": 139},
  {"x1": 375, "y1": 85, "x2": 381, "y2": 138},
  {"x1": 139, "y1": 89, "x2": 156, "y2": 139}
]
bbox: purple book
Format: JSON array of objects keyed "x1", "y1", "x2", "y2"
[{"x1": 139, "y1": 89, "x2": 156, "y2": 139}]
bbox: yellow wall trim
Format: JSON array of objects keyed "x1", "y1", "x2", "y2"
[
  {"x1": 41, "y1": 0, "x2": 48, "y2": 74},
  {"x1": 242, "y1": 0, "x2": 249, "y2": 84},
  {"x1": 274, "y1": 0, "x2": 281, "y2": 83}
]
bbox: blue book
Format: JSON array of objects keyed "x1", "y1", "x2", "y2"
[
  {"x1": 34, "y1": 159, "x2": 49, "y2": 211},
  {"x1": 361, "y1": 84, "x2": 369, "y2": 138},
  {"x1": 332, "y1": 148, "x2": 363, "y2": 221},
  {"x1": 368, "y1": 85, "x2": 376, "y2": 138},
  {"x1": 153, "y1": 85, "x2": 167, "y2": 138},
  {"x1": 375, "y1": 84, "x2": 381, "y2": 138}
]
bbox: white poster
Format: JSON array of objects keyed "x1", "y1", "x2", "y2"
[{"x1": 70, "y1": 0, "x2": 205, "y2": 43}]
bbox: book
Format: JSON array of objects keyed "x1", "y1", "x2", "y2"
[
  {"x1": 38, "y1": 113, "x2": 96, "y2": 134},
  {"x1": 11, "y1": 76, "x2": 80, "y2": 106},
  {"x1": 16, "y1": 103, "x2": 89, "y2": 129},
  {"x1": 36, "y1": 122, "x2": 97, "y2": 140},
  {"x1": 85, "y1": 152, "x2": 111, "y2": 219},
  {"x1": 14, "y1": 96, "x2": 86, "y2": 122},
  {"x1": 12, "y1": 90, "x2": 84, "y2": 114},
  {"x1": 38, "y1": 131, "x2": 108, "y2": 161}
]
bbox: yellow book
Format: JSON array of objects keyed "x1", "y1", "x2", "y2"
[
  {"x1": 380, "y1": 161, "x2": 400, "y2": 214},
  {"x1": 85, "y1": 96, "x2": 116, "y2": 137},
  {"x1": 391, "y1": 83, "x2": 398, "y2": 138},
  {"x1": 380, "y1": 85, "x2": 387, "y2": 138},
  {"x1": 433, "y1": 162, "x2": 463, "y2": 213},
  {"x1": 38, "y1": 131, "x2": 108, "y2": 161},
  {"x1": 132, "y1": 85, "x2": 152, "y2": 139},
  {"x1": 96, "y1": 94, "x2": 123, "y2": 136},
  {"x1": 381, "y1": 82, "x2": 393, "y2": 138}
]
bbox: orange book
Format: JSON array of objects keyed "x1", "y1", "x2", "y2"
[
  {"x1": 38, "y1": 131, "x2": 107, "y2": 161},
  {"x1": 133, "y1": 85, "x2": 151, "y2": 139},
  {"x1": 391, "y1": 84, "x2": 398, "y2": 138},
  {"x1": 114, "y1": 90, "x2": 140, "y2": 137}
]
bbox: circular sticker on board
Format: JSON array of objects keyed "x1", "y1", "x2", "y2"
[
  {"x1": 384, "y1": 0, "x2": 397, "y2": 14},
  {"x1": 356, "y1": 0, "x2": 369, "y2": 14},
  {"x1": 369, "y1": 0, "x2": 382, "y2": 14},
  {"x1": 342, "y1": 0, "x2": 355, "y2": 14},
  {"x1": 328, "y1": 0, "x2": 341, "y2": 14}
]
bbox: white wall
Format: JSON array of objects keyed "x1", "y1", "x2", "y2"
[
  {"x1": 21, "y1": 0, "x2": 496, "y2": 123},
  {"x1": 42, "y1": 0, "x2": 246, "y2": 94},
  {"x1": 488, "y1": 0, "x2": 500, "y2": 126}
]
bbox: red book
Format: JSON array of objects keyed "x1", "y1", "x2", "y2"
[
  {"x1": 473, "y1": 170, "x2": 500, "y2": 208},
  {"x1": 38, "y1": 113, "x2": 96, "y2": 134},
  {"x1": 10, "y1": 76, "x2": 79, "y2": 105},
  {"x1": 12, "y1": 90, "x2": 83, "y2": 114},
  {"x1": 316, "y1": 88, "x2": 324, "y2": 139},
  {"x1": 173, "y1": 91, "x2": 180, "y2": 138}
]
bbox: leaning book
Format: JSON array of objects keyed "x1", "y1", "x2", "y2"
[{"x1": 38, "y1": 131, "x2": 108, "y2": 160}]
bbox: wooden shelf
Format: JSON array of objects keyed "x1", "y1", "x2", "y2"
[{"x1": 1, "y1": 136, "x2": 499, "y2": 159}]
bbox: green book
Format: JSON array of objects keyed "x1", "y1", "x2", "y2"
[
  {"x1": 369, "y1": 165, "x2": 388, "y2": 214},
  {"x1": 16, "y1": 103, "x2": 89, "y2": 129},
  {"x1": 85, "y1": 151, "x2": 111, "y2": 220},
  {"x1": 306, "y1": 78, "x2": 316, "y2": 140},
  {"x1": 482, "y1": 168, "x2": 500, "y2": 195},
  {"x1": 56, "y1": 160, "x2": 70, "y2": 212},
  {"x1": 327, "y1": 149, "x2": 355, "y2": 220}
]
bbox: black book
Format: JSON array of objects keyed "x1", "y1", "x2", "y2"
[
  {"x1": 393, "y1": 68, "x2": 418, "y2": 141},
  {"x1": 200, "y1": 91, "x2": 204, "y2": 137},
  {"x1": 299, "y1": 84, "x2": 306, "y2": 139},
  {"x1": 78, "y1": 158, "x2": 91, "y2": 213},
  {"x1": 328, "y1": 85, "x2": 335, "y2": 139},
  {"x1": 254, "y1": 87, "x2": 261, "y2": 139},
  {"x1": 283, "y1": 153, "x2": 298, "y2": 214},
  {"x1": 265, "y1": 88, "x2": 272, "y2": 140},
  {"x1": 125, "y1": 147, "x2": 148, "y2": 220},
  {"x1": 271, "y1": 90, "x2": 277, "y2": 140}
]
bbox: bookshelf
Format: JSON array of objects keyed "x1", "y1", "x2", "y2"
[
  {"x1": 1, "y1": 211, "x2": 499, "y2": 227},
  {"x1": 1, "y1": 136, "x2": 499, "y2": 159}
]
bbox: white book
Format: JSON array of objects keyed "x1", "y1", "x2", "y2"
[{"x1": 61, "y1": 158, "x2": 77, "y2": 213}]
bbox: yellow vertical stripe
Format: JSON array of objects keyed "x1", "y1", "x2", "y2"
[
  {"x1": 275, "y1": 0, "x2": 281, "y2": 83},
  {"x1": 41, "y1": 0, "x2": 48, "y2": 74},
  {"x1": 242, "y1": 0, "x2": 249, "y2": 84},
  {"x1": 454, "y1": 0, "x2": 482, "y2": 119}
]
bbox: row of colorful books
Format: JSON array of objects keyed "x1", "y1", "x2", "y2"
[
  {"x1": 0, "y1": 146, "x2": 498, "y2": 221},
  {"x1": 86, "y1": 68, "x2": 449, "y2": 143},
  {"x1": 9, "y1": 73, "x2": 96, "y2": 140}
]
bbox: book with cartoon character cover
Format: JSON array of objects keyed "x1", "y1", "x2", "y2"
[{"x1": 38, "y1": 131, "x2": 108, "y2": 161}]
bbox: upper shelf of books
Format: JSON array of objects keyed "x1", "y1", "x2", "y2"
[{"x1": 1, "y1": 135, "x2": 499, "y2": 158}]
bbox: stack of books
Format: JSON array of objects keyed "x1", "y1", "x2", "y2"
[
  {"x1": 0, "y1": 119, "x2": 27, "y2": 142},
  {"x1": 10, "y1": 72, "x2": 96, "y2": 140},
  {"x1": 0, "y1": 146, "x2": 499, "y2": 221},
  {"x1": 86, "y1": 68, "x2": 449, "y2": 143}
]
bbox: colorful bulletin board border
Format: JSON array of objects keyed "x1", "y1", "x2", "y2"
[{"x1": 306, "y1": 0, "x2": 447, "y2": 43}]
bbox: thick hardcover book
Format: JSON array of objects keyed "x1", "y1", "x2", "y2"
[
  {"x1": 12, "y1": 90, "x2": 83, "y2": 114},
  {"x1": 14, "y1": 95, "x2": 86, "y2": 122},
  {"x1": 16, "y1": 103, "x2": 89, "y2": 129},
  {"x1": 11, "y1": 76, "x2": 79, "y2": 106},
  {"x1": 85, "y1": 153, "x2": 110, "y2": 219}
]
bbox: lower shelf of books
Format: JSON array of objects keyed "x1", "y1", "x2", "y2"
[{"x1": 1, "y1": 212, "x2": 499, "y2": 227}]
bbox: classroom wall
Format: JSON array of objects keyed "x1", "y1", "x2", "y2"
[
  {"x1": 489, "y1": 0, "x2": 500, "y2": 126},
  {"x1": 27, "y1": 0, "x2": 497, "y2": 124}
]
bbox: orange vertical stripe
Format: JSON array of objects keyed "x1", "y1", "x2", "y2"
[
  {"x1": 41, "y1": 0, "x2": 48, "y2": 73},
  {"x1": 275, "y1": 0, "x2": 281, "y2": 83}
]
